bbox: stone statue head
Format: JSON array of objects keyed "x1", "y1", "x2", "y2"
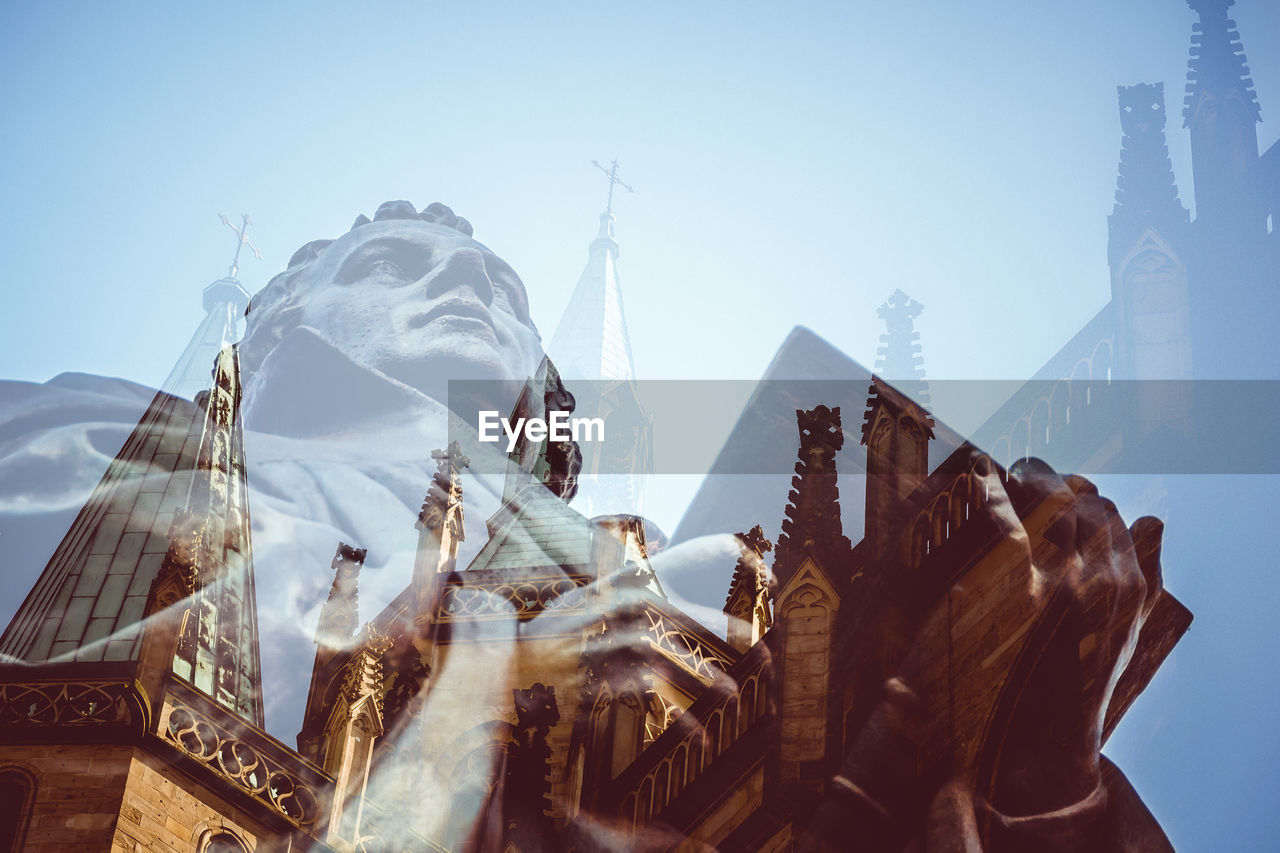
[{"x1": 239, "y1": 201, "x2": 544, "y2": 402}]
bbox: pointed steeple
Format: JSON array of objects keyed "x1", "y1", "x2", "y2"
[
  {"x1": 152, "y1": 345, "x2": 264, "y2": 724},
  {"x1": 1109, "y1": 82, "x2": 1190, "y2": 268},
  {"x1": 162, "y1": 214, "x2": 256, "y2": 401},
  {"x1": 874, "y1": 289, "x2": 931, "y2": 409},
  {"x1": 773, "y1": 405, "x2": 852, "y2": 588},
  {"x1": 2, "y1": 346, "x2": 265, "y2": 725},
  {"x1": 1182, "y1": 0, "x2": 1262, "y2": 224},
  {"x1": 1, "y1": 393, "x2": 204, "y2": 666},
  {"x1": 548, "y1": 164, "x2": 637, "y2": 381}
]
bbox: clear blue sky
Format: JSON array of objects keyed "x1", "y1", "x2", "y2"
[{"x1": 3, "y1": 1, "x2": 1277, "y2": 847}]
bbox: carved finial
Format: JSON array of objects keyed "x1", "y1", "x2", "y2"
[
  {"x1": 514, "y1": 682, "x2": 561, "y2": 731},
  {"x1": 725, "y1": 525, "x2": 773, "y2": 607},
  {"x1": 1183, "y1": 0, "x2": 1260, "y2": 127},
  {"x1": 418, "y1": 441, "x2": 470, "y2": 533},
  {"x1": 318, "y1": 542, "x2": 366, "y2": 645},
  {"x1": 332, "y1": 542, "x2": 368, "y2": 569},
  {"x1": 774, "y1": 406, "x2": 851, "y2": 581},
  {"x1": 738, "y1": 525, "x2": 773, "y2": 560},
  {"x1": 875, "y1": 290, "x2": 930, "y2": 409},
  {"x1": 1109, "y1": 83, "x2": 1189, "y2": 268},
  {"x1": 725, "y1": 525, "x2": 774, "y2": 649}
]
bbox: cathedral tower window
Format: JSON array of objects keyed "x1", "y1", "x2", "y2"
[{"x1": 0, "y1": 768, "x2": 34, "y2": 853}]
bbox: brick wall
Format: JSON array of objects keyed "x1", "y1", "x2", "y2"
[{"x1": 0, "y1": 742, "x2": 279, "y2": 853}]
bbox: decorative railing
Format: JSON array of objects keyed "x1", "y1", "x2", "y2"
[
  {"x1": 0, "y1": 678, "x2": 139, "y2": 729},
  {"x1": 642, "y1": 611, "x2": 735, "y2": 683},
  {"x1": 903, "y1": 454, "x2": 1001, "y2": 570},
  {"x1": 162, "y1": 685, "x2": 327, "y2": 828},
  {"x1": 981, "y1": 334, "x2": 1119, "y2": 474},
  {"x1": 434, "y1": 574, "x2": 590, "y2": 621}
]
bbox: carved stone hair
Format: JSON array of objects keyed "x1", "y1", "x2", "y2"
[{"x1": 238, "y1": 201, "x2": 476, "y2": 378}]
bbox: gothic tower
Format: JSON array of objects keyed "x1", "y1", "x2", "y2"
[
  {"x1": 770, "y1": 405, "x2": 851, "y2": 787},
  {"x1": 860, "y1": 379, "x2": 935, "y2": 557},
  {"x1": 162, "y1": 215, "x2": 256, "y2": 402},
  {"x1": 0, "y1": 346, "x2": 263, "y2": 723},
  {"x1": 1183, "y1": 0, "x2": 1262, "y2": 233},
  {"x1": 547, "y1": 163, "x2": 652, "y2": 518},
  {"x1": 1108, "y1": 82, "x2": 1194, "y2": 379},
  {"x1": 1178, "y1": 0, "x2": 1277, "y2": 375},
  {"x1": 0, "y1": 346, "x2": 317, "y2": 852},
  {"x1": 873, "y1": 290, "x2": 930, "y2": 410}
]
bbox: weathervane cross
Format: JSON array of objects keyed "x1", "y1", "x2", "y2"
[
  {"x1": 591, "y1": 159, "x2": 634, "y2": 214},
  {"x1": 219, "y1": 213, "x2": 264, "y2": 279}
]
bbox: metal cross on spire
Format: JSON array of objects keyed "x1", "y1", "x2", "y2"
[
  {"x1": 591, "y1": 159, "x2": 634, "y2": 214},
  {"x1": 219, "y1": 213, "x2": 264, "y2": 279}
]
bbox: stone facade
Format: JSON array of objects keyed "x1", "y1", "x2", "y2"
[{"x1": 5, "y1": 2, "x2": 1276, "y2": 848}]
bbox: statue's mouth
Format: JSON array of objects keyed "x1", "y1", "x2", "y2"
[{"x1": 411, "y1": 299, "x2": 496, "y2": 334}]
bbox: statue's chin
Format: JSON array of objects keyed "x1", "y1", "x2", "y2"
[{"x1": 381, "y1": 349, "x2": 526, "y2": 409}]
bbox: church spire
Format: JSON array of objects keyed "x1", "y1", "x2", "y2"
[
  {"x1": 1, "y1": 345, "x2": 265, "y2": 726},
  {"x1": 161, "y1": 214, "x2": 256, "y2": 401},
  {"x1": 547, "y1": 162, "x2": 637, "y2": 382},
  {"x1": 1109, "y1": 82, "x2": 1190, "y2": 268},
  {"x1": 1182, "y1": 0, "x2": 1262, "y2": 224},
  {"x1": 149, "y1": 345, "x2": 264, "y2": 724},
  {"x1": 874, "y1": 289, "x2": 930, "y2": 409}
]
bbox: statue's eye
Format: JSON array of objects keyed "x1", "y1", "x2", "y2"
[{"x1": 368, "y1": 258, "x2": 407, "y2": 278}]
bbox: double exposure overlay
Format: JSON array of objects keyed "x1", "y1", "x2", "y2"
[{"x1": 1, "y1": 1, "x2": 1277, "y2": 851}]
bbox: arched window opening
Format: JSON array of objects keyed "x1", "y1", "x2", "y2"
[
  {"x1": 203, "y1": 831, "x2": 249, "y2": 853},
  {"x1": 722, "y1": 698, "x2": 738, "y2": 752},
  {"x1": 611, "y1": 693, "x2": 645, "y2": 778},
  {"x1": 637, "y1": 777, "x2": 654, "y2": 825},
  {"x1": 689, "y1": 733, "x2": 704, "y2": 777},
  {"x1": 741, "y1": 679, "x2": 757, "y2": 731},
  {"x1": 446, "y1": 742, "x2": 509, "y2": 853},
  {"x1": 622, "y1": 792, "x2": 638, "y2": 829},
  {"x1": 0, "y1": 769, "x2": 35, "y2": 853},
  {"x1": 705, "y1": 713, "x2": 722, "y2": 764},
  {"x1": 654, "y1": 762, "x2": 670, "y2": 813},
  {"x1": 672, "y1": 744, "x2": 689, "y2": 797}
]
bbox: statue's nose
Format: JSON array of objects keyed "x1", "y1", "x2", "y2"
[{"x1": 423, "y1": 248, "x2": 493, "y2": 305}]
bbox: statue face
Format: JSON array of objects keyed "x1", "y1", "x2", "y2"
[{"x1": 293, "y1": 218, "x2": 543, "y2": 394}]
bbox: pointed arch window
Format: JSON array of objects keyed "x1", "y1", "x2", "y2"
[{"x1": 0, "y1": 768, "x2": 35, "y2": 853}]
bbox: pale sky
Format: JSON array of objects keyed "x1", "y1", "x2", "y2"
[{"x1": 3, "y1": 1, "x2": 1278, "y2": 847}]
